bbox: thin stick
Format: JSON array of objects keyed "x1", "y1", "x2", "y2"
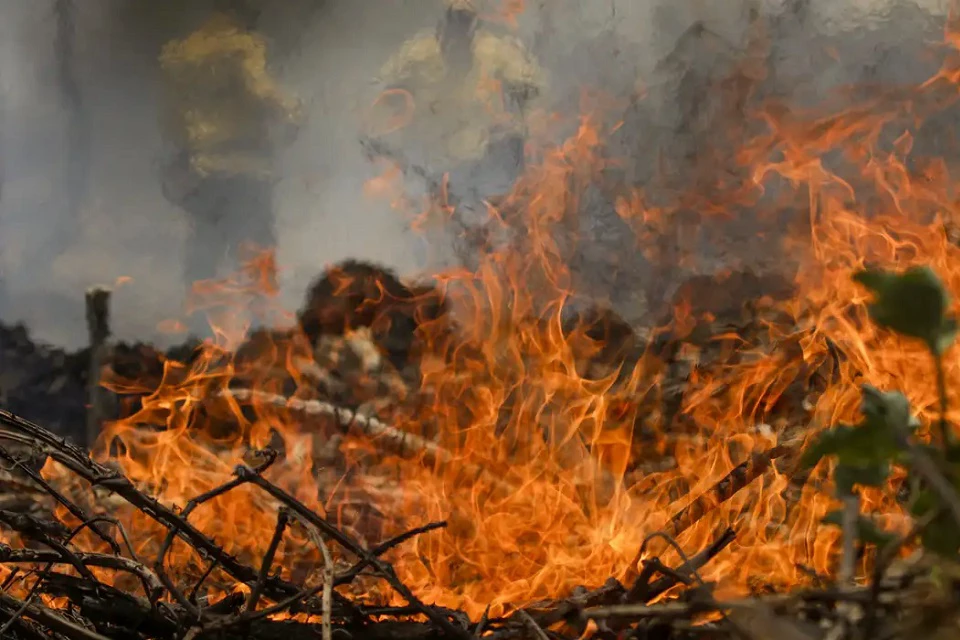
[
  {"x1": 665, "y1": 445, "x2": 790, "y2": 539},
  {"x1": 0, "y1": 590, "x2": 109, "y2": 640},
  {"x1": 0, "y1": 409, "x2": 312, "y2": 605},
  {"x1": 336, "y1": 521, "x2": 447, "y2": 584},
  {"x1": 84, "y1": 286, "x2": 111, "y2": 451},
  {"x1": 0, "y1": 589, "x2": 37, "y2": 637},
  {"x1": 0, "y1": 445, "x2": 119, "y2": 553},
  {"x1": 474, "y1": 605, "x2": 491, "y2": 638},
  {"x1": 155, "y1": 449, "x2": 278, "y2": 593},
  {"x1": 223, "y1": 388, "x2": 517, "y2": 498},
  {"x1": 839, "y1": 494, "x2": 859, "y2": 587},
  {"x1": 0, "y1": 568, "x2": 20, "y2": 593},
  {"x1": 0, "y1": 548, "x2": 163, "y2": 599},
  {"x1": 208, "y1": 519, "x2": 446, "y2": 629},
  {"x1": 626, "y1": 528, "x2": 737, "y2": 603},
  {"x1": 517, "y1": 610, "x2": 550, "y2": 640},
  {"x1": 296, "y1": 516, "x2": 334, "y2": 640},
  {"x1": 621, "y1": 442, "x2": 787, "y2": 589},
  {"x1": 188, "y1": 557, "x2": 221, "y2": 603},
  {"x1": 245, "y1": 508, "x2": 289, "y2": 613},
  {"x1": 370, "y1": 521, "x2": 447, "y2": 556},
  {"x1": 236, "y1": 465, "x2": 471, "y2": 640}
]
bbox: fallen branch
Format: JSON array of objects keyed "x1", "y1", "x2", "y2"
[
  {"x1": 296, "y1": 516, "x2": 334, "y2": 640},
  {"x1": 0, "y1": 444, "x2": 119, "y2": 553},
  {"x1": 0, "y1": 408, "x2": 313, "y2": 607},
  {"x1": 581, "y1": 586, "x2": 884, "y2": 622},
  {"x1": 0, "y1": 546, "x2": 163, "y2": 598},
  {"x1": 245, "y1": 508, "x2": 290, "y2": 613},
  {"x1": 665, "y1": 445, "x2": 791, "y2": 538},
  {"x1": 625, "y1": 528, "x2": 737, "y2": 603},
  {"x1": 234, "y1": 464, "x2": 471, "y2": 640},
  {"x1": 0, "y1": 590, "x2": 109, "y2": 640},
  {"x1": 222, "y1": 388, "x2": 519, "y2": 499},
  {"x1": 0, "y1": 408, "x2": 459, "y2": 638}
]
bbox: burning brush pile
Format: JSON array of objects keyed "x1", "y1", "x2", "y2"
[{"x1": 9, "y1": 6, "x2": 960, "y2": 640}]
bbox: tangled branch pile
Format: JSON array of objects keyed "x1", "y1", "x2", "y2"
[{"x1": 0, "y1": 262, "x2": 959, "y2": 639}]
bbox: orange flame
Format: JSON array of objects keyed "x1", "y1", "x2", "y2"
[{"x1": 12, "y1": 11, "x2": 960, "y2": 627}]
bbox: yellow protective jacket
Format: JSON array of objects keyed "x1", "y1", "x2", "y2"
[
  {"x1": 159, "y1": 14, "x2": 300, "y2": 180},
  {"x1": 372, "y1": 27, "x2": 545, "y2": 166}
]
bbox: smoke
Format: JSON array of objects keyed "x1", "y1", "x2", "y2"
[
  {"x1": 0, "y1": 0, "x2": 445, "y2": 348},
  {"x1": 0, "y1": 0, "x2": 952, "y2": 349},
  {"x1": 273, "y1": 0, "x2": 450, "y2": 312}
]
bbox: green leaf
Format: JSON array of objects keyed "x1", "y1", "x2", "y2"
[
  {"x1": 834, "y1": 461, "x2": 890, "y2": 495},
  {"x1": 800, "y1": 385, "x2": 912, "y2": 496},
  {"x1": 911, "y1": 489, "x2": 960, "y2": 558},
  {"x1": 801, "y1": 416, "x2": 901, "y2": 472},
  {"x1": 822, "y1": 510, "x2": 896, "y2": 547},
  {"x1": 860, "y1": 385, "x2": 916, "y2": 433},
  {"x1": 854, "y1": 266, "x2": 957, "y2": 355},
  {"x1": 801, "y1": 424, "x2": 861, "y2": 470}
]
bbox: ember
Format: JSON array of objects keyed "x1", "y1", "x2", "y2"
[{"x1": 4, "y1": 1, "x2": 960, "y2": 639}]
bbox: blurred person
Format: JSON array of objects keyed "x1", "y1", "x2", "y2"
[
  {"x1": 158, "y1": 8, "x2": 299, "y2": 300},
  {"x1": 367, "y1": 0, "x2": 546, "y2": 257}
]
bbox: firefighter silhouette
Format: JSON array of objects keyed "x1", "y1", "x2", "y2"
[
  {"x1": 369, "y1": 0, "x2": 546, "y2": 248},
  {"x1": 158, "y1": 10, "x2": 299, "y2": 291}
]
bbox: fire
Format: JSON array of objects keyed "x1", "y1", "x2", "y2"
[
  {"x1": 480, "y1": 0, "x2": 526, "y2": 29},
  {"x1": 12, "y1": 6, "x2": 960, "y2": 628}
]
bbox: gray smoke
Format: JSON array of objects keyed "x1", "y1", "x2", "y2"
[
  {"x1": 0, "y1": 0, "x2": 444, "y2": 348},
  {"x1": 0, "y1": 0, "x2": 952, "y2": 349}
]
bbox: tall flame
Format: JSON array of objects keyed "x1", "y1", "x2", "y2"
[{"x1": 14, "y1": 8, "x2": 960, "y2": 623}]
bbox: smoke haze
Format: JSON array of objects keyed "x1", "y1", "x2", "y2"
[{"x1": 0, "y1": 0, "x2": 952, "y2": 349}]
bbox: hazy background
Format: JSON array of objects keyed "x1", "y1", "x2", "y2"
[{"x1": 0, "y1": 0, "x2": 952, "y2": 349}]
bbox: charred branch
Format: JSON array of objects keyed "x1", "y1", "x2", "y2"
[
  {"x1": 0, "y1": 408, "x2": 472, "y2": 639},
  {"x1": 84, "y1": 287, "x2": 111, "y2": 450}
]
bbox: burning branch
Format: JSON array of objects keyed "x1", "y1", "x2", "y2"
[
  {"x1": 0, "y1": 409, "x2": 310, "y2": 608},
  {"x1": 665, "y1": 444, "x2": 793, "y2": 539},
  {"x1": 0, "y1": 407, "x2": 468, "y2": 638},
  {"x1": 624, "y1": 528, "x2": 738, "y2": 603},
  {"x1": 222, "y1": 387, "x2": 520, "y2": 498},
  {"x1": 0, "y1": 404, "x2": 850, "y2": 640}
]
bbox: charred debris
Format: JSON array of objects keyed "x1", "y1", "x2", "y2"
[
  {"x1": 1, "y1": 401, "x2": 947, "y2": 640},
  {"x1": 1, "y1": 259, "x2": 794, "y2": 446},
  {"x1": 0, "y1": 258, "x2": 913, "y2": 640},
  {"x1": 3, "y1": 401, "x2": 927, "y2": 640}
]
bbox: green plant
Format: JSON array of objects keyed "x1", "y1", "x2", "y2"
[{"x1": 803, "y1": 265, "x2": 960, "y2": 573}]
